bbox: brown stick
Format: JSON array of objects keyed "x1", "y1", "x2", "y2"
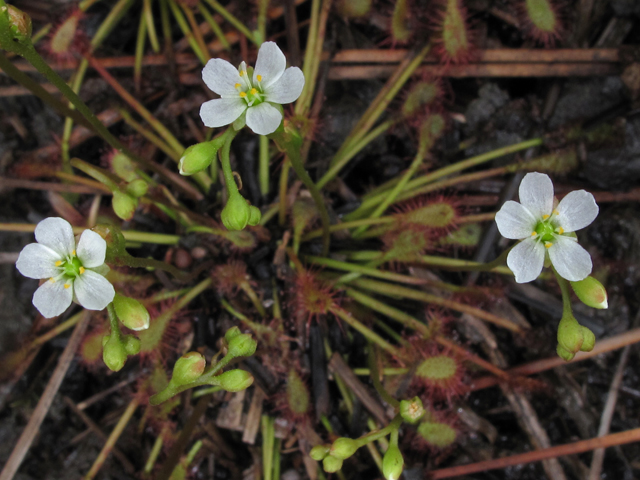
[
  {"x1": 0, "y1": 311, "x2": 91, "y2": 480},
  {"x1": 0, "y1": 178, "x2": 106, "y2": 195},
  {"x1": 470, "y1": 328, "x2": 640, "y2": 391},
  {"x1": 429, "y1": 427, "x2": 640, "y2": 479}
]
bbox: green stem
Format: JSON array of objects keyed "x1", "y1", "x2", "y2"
[
  {"x1": 350, "y1": 277, "x2": 522, "y2": 332},
  {"x1": 134, "y1": 12, "x2": 147, "y2": 91},
  {"x1": 262, "y1": 416, "x2": 275, "y2": 480},
  {"x1": 330, "y1": 306, "x2": 404, "y2": 359},
  {"x1": 355, "y1": 415, "x2": 403, "y2": 448},
  {"x1": 259, "y1": 135, "x2": 270, "y2": 196},
  {"x1": 202, "y1": 0, "x2": 256, "y2": 44},
  {"x1": 198, "y1": 2, "x2": 231, "y2": 50},
  {"x1": 218, "y1": 128, "x2": 240, "y2": 196},
  {"x1": 345, "y1": 138, "x2": 543, "y2": 221},
  {"x1": 169, "y1": 0, "x2": 209, "y2": 64},
  {"x1": 143, "y1": 0, "x2": 160, "y2": 52},
  {"x1": 368, "y1": 343, "x2": 400, "y2": 408},
  {"x1": 272, "y1": 131, "x2": 330, "y2": 256}
]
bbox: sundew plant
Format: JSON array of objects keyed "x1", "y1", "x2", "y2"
[{"x1": 0, "y1": 1, "x2": 636, "y2": 479}]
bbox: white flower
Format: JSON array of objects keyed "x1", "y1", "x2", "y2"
[
  {"x1": 199, "y1": 41, "x2": 305, "y2": 136},
  {"x1": 495, "y1": 172, "x2": 599, "y2": 283},
  {"x1": 16, "y1": 217, "x2": 115, "y2": 318}
]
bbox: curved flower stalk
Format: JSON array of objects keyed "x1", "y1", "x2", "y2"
[
  {"x1": 495, "y1": 172, "x2": 598, "y2": 283},
  {"x1": 16, "y1": 217, "x2": 115, "y2": 318},
  {"x1": 200, "y1": 41, "x2": 305, "y2": 135}
]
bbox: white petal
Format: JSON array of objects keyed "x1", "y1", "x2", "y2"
[
  {"x1": 202, "y1": 58, "x2": 242, "y2": 96},
  {"x1": 555, "y1": 190, "x2": 599, "y2": 232},
  {"x1": 518, "y1": 172, "x2": 554, "y2": 219},
  {"x1": 264, "y1": 67, "x2": 305, "y2": 104},
  {"x1": 246, "y1": 102, "x2": 283, "y2": 135},
  {"x1": 253, "y1": 41, "x2": 286, "y2": 88},
  {"x1": 35, "y1": 217, "x2": 75, "y2": 257},
  {"x1": 16, "y1": 243, "x2": 61, "y2": 279},
  {"x1": 200, "y1": 98, "x2": 247, "y2": 128},
  {"x1": 33, "y1": 279, "x2": 74, "y2": 318},
  {"x1": 76, "y1": 230, "x2": 107, "y2": 268},
  {"x1": 507, "y1": 237, "x2": 545, "y2": 283},
  {"x1": 74, "y1": 270, "x2": 115, "y2": 311},
  {"x1": 548, "y1": 235, "x2": 592, "y2": 281},
  {"x1": 495, "y1": 201, "x2": 537, "y2": 239}
]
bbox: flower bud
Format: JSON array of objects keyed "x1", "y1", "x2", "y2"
[
  {"x1": 110, "y1": 152, "x2": 138, "y2": 182},
  {"x1": 111, "y1": 190, "x2": 137, "y2": 221},
  {"x1": 382, "y1": 444, "x2": 404, "y2": 480},
  {"x1": 322, "y1": 455, "x2": 343, "y2": 473},
  {"x1": 214, "y1": 369, "x2": 254, "y2": 392},
  {"x1": 171, "y1": 352, "x2": 206, "y2": 386},
  {"x1": 248, "y1": 205, "x2": 261, "y2": 226},
  {"x1": 123, "y1": 335, "x2": 141, "y2": 355},
  {"x1": 571, "y1": 276, "x2": 608, "y2": 309},
  {"x1": 399, "y1": 396, "x2": 425, "y2": 424},
  {"x1": 221, "y1": 194, "x2": 251, "y2": 231},
  {"x1": 179, "y1": 139, "x2": 223, "y2": 176},
  {"x1": 224, "y1": 326, "x2": 242, "y2": 343},
  {"x1": 113, "y1": 293, "x2": 150, "y2": 331},
  {"x1": 557, "y1": 312, "x2": 584, "y2": 359},
  {"x1": 125, "y1": 178, "x2": 149, "y2": 198},
  {"x1": 310, "y1": 445, "x2": 330, "y2": 461},
  {"x1": 227, "y1": 332, "x2": 257, "y2": 358},
  {"x1": 580, "y1": 326, "x2": 595, "y2": 352},
  {"x1": 102, "y1": 334, "x2": 127, "y2": 372},
  {"x1": 1, "y1": 5, "x2": 32, "y2": 46},
  {"x1": 330, "y1": 437, "x2": 358, "y2": 460}
]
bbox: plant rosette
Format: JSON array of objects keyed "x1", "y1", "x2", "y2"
[
  {"x1": 16, "y1": 217, "x2": 115, "y2": 318},
  {"x1": 495, "y1": 172, "x2": 598, "y2": 283},
  {"x1": 199, "y1": 41, "x2": 305, "y2": 135}
]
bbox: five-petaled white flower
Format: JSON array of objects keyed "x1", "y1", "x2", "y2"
[
  {"x1": 16, "y1": 217, "x2": 115, "y2": 318},
  {"x1": 495, "y1": 172, "x2": 599, "y2": 283},
  {"x1": 199, "y1": 41, "x2": 305, "y2": 136}
]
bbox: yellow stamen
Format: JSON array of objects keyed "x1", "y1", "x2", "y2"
[
  {"x1": 55, "y1": 260, "x2": 63, "y2": 266},
  {"x1": 79, "y1": 267, "x2": 85, "y2": 274},
  {"x1": 542, "y1": 214, "x2": 550, "y2": 220},
  {"x1": 49, "y1": 277, "x2": 56, "y2": 283},
  {"x1": 72, "y1": 250, "x2": 76, "y2": 256},
  {"x1": 250, "y1": 88, "x2": 257, "y2": 95},
  {"x1": 256, "y1": 75, "x2": 262, "y2": 82},
  {"x1": 553, "y1": 209, "x2": 560, "y2": 215},
  {"x1": 531, "y1": 232, "x2": 537, "y2": 237},
  {"x1": 556, "y1": 227, "x2": 564, "y2": 235},
  {"x1": 64, "y1": 283, "x2": 71, "y2": 289},
  {"x1": 234, "y1": 83, "x2": 241, "y2": 88},
  {"x1": 239, "y1": 91, "x2": 247, "y2": 97},
  {"x1": 239, "y1": 70, "x2": 244, "y2": 76},
  {"x1": 545, "y1": 242, "x2": 553, "y2": 249}
]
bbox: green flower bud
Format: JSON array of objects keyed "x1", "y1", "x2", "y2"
[
  {"x1": 224, "y1": 326, "x2": 242, "y2": 343},
  {"x1": 310, "y1": 445, "x2": 330, "y2": 461},
  {"x1": 123, "y1": 335, "x2": 141, "y2": 355},
  {"x1": 330, "y1": 437, "x2": 358, "y2": 460},
  {"x1": 322, "y1": 455, "x2": 343, "y2": 473},
  {"x1": 179, "y1": 139, "x2": 223, "y2": 176},
  {"x1": 556, "y1": 345, "x2": 575, "y2": 362},
  {"x1": 110, "y1": 152, "x2": 138, "y2": 182},
  {"x1": 214, "y1": 369, "x2": 254, "y2": 392},
  {"x1": 0, "y1": 4, "x2": 32, "y2": 47},
  {"x1": 113, "y1": 293, "x2": 150, "y2": 331},
  {"x1": 571, "y1": 276, "x2": 608, "y2": 309},
  {"x1": 125, "y1": 178, "x2": 149, "y2": 198},
  {"x1": 111, "y1": 190, "x2": 137, "y2": 221},
  {"x1": 399, "y1": 396, "x2": 425, "y2": 424},
  {"x1": 382, "y1": 444, "x2": 404, "y2": 480},
  {"x1": 102, "y1": 334, "x2": 127, "y2": 372},
  {"x1": 248, "y1": 205, "x2": 261, "y2": 226},
  {"x1": 557, "y1": 312, "x2": 584, "y2": 358},
  {"x1": 227, "y1": 333, "x2": 257, "y2": 358},
  {"x1": 580, "y1": 326, "x2": 595, "y2": 352},
  {"x1": 171, "y1": 352, "x2": 206, "y2": 386},
  {"x1": 221, "y1": 194, "x2": 251, "y2": 231}
]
